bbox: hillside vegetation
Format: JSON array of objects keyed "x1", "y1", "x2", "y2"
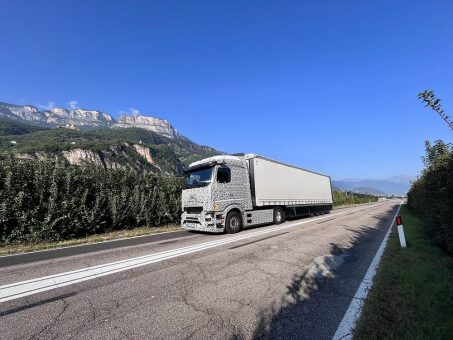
[
  {"x1": 0, "y1": 118, "x2": 49, "y2": 136},
  {"x1": 0, "y1": 120, "x2": 220, "y2": 173}
]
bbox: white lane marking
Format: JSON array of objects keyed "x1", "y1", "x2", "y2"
[
  {"x1": 332, "y1": 202, "x2": 402, "y2": 340},
  {"x1": 0, "y1": 204, "x2": 383, "y2": 303}
]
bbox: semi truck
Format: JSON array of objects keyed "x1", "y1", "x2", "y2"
[{"x1": 181, "y1": 154, "x2": 333, "y2": 233}]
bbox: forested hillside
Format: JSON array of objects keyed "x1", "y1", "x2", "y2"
[
  {"x1": 0, "y1": 118, "x2": 49, "y2": 136},
  {"x1": 0, "y1": 120, "x2": 220, "y2": 174}
]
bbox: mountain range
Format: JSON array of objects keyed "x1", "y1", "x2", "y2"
[
  {"x1": 0, "y1": 102, "x2": 220, "y2": 174},
  {"x1": 332, "y1": 179, "x2": 412, "y2": 196},
  {"x1": 0, "y1": 102, "x2": 179, "y2": 138}
]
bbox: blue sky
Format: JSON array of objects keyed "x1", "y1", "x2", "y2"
[{"x1": 1, "y1": 0, "x2": 452, "y2": 179}]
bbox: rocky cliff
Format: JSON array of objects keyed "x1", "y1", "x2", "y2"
[
  {"x1": 0, "y1": 102, "x2": 179, "y2": 139},
  {"x1": 114, "y1": 115, "x2": 178, "y2": 139}
]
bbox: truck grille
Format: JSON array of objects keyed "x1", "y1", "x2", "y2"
[{"x1": 184, "y1": 207, "x2": 203, "y2": 214}]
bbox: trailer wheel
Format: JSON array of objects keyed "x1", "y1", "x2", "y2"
[
  {"x1": 273, "y1": 207, "x2": 285, "y2": 224},
  {"x1": 225, "y1": 211, "x2": 242, "y2": 234}
]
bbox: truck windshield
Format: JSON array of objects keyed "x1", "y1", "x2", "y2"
[{"x1": 185, "y1": 166, "x2": 213, "y2": 188}]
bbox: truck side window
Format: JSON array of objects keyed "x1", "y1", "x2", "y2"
[{"x1": 217, "y1": 166, "x2": 231, "y2": 183}]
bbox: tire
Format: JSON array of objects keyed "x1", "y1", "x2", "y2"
[
  {"x1": 273, "y1": 207, "x2": 285, "y2": 224},
  {"x1": 225, "y1": 211, "x2": 242, "y2": 234}
]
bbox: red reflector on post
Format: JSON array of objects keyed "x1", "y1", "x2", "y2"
[{"x1": 396, "y1": 216, "x2": 403, "y2": 225}]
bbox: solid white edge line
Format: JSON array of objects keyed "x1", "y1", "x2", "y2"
[
  {"x1": 332, "y1": 201, "x2": 403, "y2": 340},
  {"x1": 0, "y1": 204, "x2": 384, "y2": 303}
]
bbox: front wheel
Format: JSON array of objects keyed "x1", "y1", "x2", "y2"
[
  {"x1": 273, "y1": 207, "x2": 285, "y2": 224},
  {"x1": 225, "y1": 211, "x2": 242, "y2": 234}
]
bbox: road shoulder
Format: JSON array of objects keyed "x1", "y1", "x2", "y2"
[{"x1": 353, "y1": 205, "x2": 453, "y2": 339}]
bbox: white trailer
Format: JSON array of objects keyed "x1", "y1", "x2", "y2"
[
  {"x1": 181, "y1": 154, "x2": 333, "y2": 233},
  {"x1": 249, "y1": 156, "x2": 333, "y2": 207}
]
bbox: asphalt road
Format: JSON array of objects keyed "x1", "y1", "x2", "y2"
[{"x1": 0, "y1": 201, "x2": 399, "y2": 339}]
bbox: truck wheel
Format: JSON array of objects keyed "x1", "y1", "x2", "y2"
[
  {"x1": 225, "y1": 211, "x2": 242, "y2": 234},
  {"x1": 273, "y1": 207, "x2": 285, "y2": 224}
]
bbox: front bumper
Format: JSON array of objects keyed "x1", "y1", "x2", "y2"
[{"x1": 181, "y1": 211, "x2": 225, "y2": 233}]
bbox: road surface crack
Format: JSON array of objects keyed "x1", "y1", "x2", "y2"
[{"x1": 27, "y1": 297, "x2": 69, "y2": 339}]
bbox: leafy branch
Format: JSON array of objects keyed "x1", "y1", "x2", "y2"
[{"x1": 417, "y1": 90, "x2": 453, "y2": 131}]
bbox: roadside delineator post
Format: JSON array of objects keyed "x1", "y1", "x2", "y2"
[{"x1": 396, "y1": 215, "x2": 406, "y2": 248}]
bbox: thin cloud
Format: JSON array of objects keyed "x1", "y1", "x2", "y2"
[
  {"x1": 119, "y1": 107, "x2": 141, "y2": 116},
  {"x1": 38, "y1": 101, "x2": 56, "y2": 110},
  {"x1": 68, "y1": 100, "x2": 78, "y2": 109}
]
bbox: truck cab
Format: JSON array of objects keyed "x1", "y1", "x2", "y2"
[{"x1": 181, "y1": 155, "x2": 253, "y2": 233}]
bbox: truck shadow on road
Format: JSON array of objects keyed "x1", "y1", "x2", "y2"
[
  {"x1": 0, "y1": 292, "x2": 77, "y2": 317},
  {"x1": 251, "y1": 207, "x2": 397, "y2": 340}
]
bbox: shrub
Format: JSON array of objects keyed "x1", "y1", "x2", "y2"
[
  {"x1": 407, "y1": 140, "x2": 453, "y2": 253},
  {"x1": 332, "y1": 190, "x2": 377, "y2": 206}
]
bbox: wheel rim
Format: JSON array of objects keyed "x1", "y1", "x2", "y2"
[
  {"x1": 230, "y1": 216, "x2": 239, "y2": 229},
  {"x1": 276, "y1": 210, "x2": 282, "y2": 222}
]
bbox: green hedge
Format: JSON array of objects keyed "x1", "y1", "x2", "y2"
[
  {"x1": 332, "y1": 190, "x2": 378, "y2": 206},
  {"x1": 407, "y1": 140, "x2": 453, "y2": 254},
  {"x1": 0, "y1": 157, "x2": 183, "y2": 244}
]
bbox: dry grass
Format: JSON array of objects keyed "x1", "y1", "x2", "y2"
[
  {"x1": 333, "y1": 201, "x2": 378, "y2": 209},
  {"x1": 0, "y1": 224, "x2": 181, "y2": 256}
]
